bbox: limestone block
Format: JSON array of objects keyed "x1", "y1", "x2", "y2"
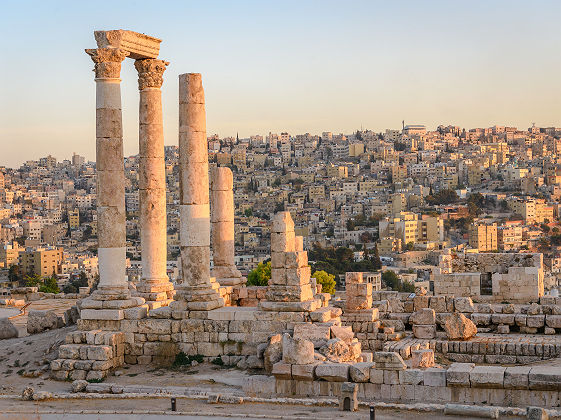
[
  {"x1": 383, "y1": 370, "x2": 400, "y2": 385},
  {"x1": 293, "y1": 323, "x2": 330, "y2": 348},
  {"x1": 96, "y1": 108, "x2": 122, "y2": 138},
  {"x1": 504, "y1": 366, "x2": 530, "y2": 390},
  {"x1": 96, "y1": 138, "x2": 124, "y2": 171},
  {"x1": 545, "y1": 315, "x2": 561, "y2": 328},
  {"x1": 454, "y1": 297, "x2": 475, "y2": 313},
  {"x1": 87, "y1": 345, "x2": 113, "y2": 361},
  {"x1": 497, "y1": 324, "x2": 509, "y2": 334},
  {"x1": 470, "y1": 313, "x2": 491, "y2": 326},
  {"x1": 412, "y1": 349, "x2": 435, "y2": 368},
  {"x1": 369, "y1": 367, "x2": 384, "y2": 384},
  {"x1": 272, "y1": 362, "x2": 292, "y2": 379},
  {"x1": 443, "y1": 313, "x2": 477, "y2": 341},
  {"x1": 271, "y1": 232, "x2": 296, "y2": 253},
  {"x1": 429, "y1": 296, "x2": 447, "y2": 313},
  {"x1": 470, "y1": 366, "x2": 505, "y2": 388},
  {"x1": 349, "y1": 362, "x2": 374, "y2": 383},
  {"x1": 124, "y1": 306, "x2": 148, "y2": 320},
  {"x1": 179, "y1": 164, "x2": 209, "y2": 205},
  {"x1": 491, "y1": 313, "x2": 515, "y2": 325},
  {"x1": 315, "y1": 363, "x2": 350, "y2": 382},
  {"x1": 424, "y1": 368, "x2": 446, "y2": 387},
  {"x1": 345, "y1": 272, "x2": 364, "y2": 285},
  {"x1": 410, "y1": 308, "x2": 436, "y2": 325},
  {"x1": 528, "y1": 366, "x2": 561, "y2": 391},
  {"x1": 413, "y1": 296, "x2": 430, "y2": 311},
  {"x1": 137, "y1": 319, "x2": 171, "y2": 334},
  {"x1": 413, "y1": 324, "x2": 436, "y2": 339},
  {"x1": 446, "y1": 363, "x2": 474, "y2": 387},
  {"x1": 272, "y1": 211, "x2": 295, "y2": 233},
  {"x1": 282, "y1": 333, "x2": 314, "y2": 365},
  {"x1": 374, "y1": 352, "x2": 406, "y2": 370},
  {"x1": 330, "y1": 326, "x2": 354, "y2": 344},
  {"x1": 399, "y1": 369, "x2": 424, "y2": 385},
  {"x1": 291, "y1": 364, "x2": 316, "y2": 381}
]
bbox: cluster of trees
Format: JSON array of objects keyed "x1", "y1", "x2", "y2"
[
  {"x1": 425, "y1": 189, "x2": 459, "y2": 206},
  {"x1": 62, "y1": 272, "x2": 90, "y2": 294},
  {"x1": 24, "y1": 273, "x2": 60, "y2": 294},
  {"x1": 345, "y1": 213, "x2": 384, "y2": 232},
  {"x1": 308, "y1": 244, "x2": 382, "y2": 280},
  {"x1": 381, "y1": 270, "x2": 415, "y2": 293},
  {"x1": 246, "y1": 261, "x2": 337, "y2": 295}
]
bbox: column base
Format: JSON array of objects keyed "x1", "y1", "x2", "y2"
[
  {"x1": 135, "y1": 278, "x2": 175, "y2": 307},
  {"x1": 174, "y1": 278, "x2": 225, "y2": 310},
  {"x1": 212, "y1": 265, "x2": 244, "y2": 286}
]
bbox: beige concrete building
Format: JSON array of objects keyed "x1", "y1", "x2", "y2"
[
  {"x1": 468, "y1": 222, "x2": 498, "y2": 251},
  {"x1": 497, "y1": 224, "x2": 523, "y2": 250},
  {"x1": 379, "y1": 212, "x2": 444, "y2": 249},
  {"x1": 510, "y1": 198, "x2": 554, "y2": 223},
  {"x1": 20, "y1": 247, "x2": 63, "y2": 277}
]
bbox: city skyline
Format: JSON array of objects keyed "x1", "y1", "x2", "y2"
[{"x1": 1, "y1": 0, "x2": 561, "y2": 167}]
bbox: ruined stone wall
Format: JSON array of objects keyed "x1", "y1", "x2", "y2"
[{"x1": 450, "y1": 252, "x2": 542, "y2": 274}]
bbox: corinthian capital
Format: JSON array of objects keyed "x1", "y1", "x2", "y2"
[
  {"x1": 134, "y1": 59, "x2": 169, "y2": 90},
  {"x1": 85, "y1": 47, "x2": 129, "y2": 79}
]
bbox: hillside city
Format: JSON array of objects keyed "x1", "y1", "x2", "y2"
[{"x1": 2, "y1": 123, "x2": 561, "y2": 295}]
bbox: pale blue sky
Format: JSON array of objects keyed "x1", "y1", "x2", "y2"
[{"x1": 1, "y1": 1, "x2": 560, "y2": 167}]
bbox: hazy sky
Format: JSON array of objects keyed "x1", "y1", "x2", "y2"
[{"x1": 1, "y1": 1, "x2": 560, "y2": 167}]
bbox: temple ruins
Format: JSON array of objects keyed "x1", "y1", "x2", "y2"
[{"x1": 43, "y1": 30, "x2": 561, "y2": 413}]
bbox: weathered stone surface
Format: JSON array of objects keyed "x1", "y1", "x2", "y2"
[
  {"x1": 315, "y1": 363, "x2": 350, "y2": 382},
  {"x1": 454, "y1": 297, "x2": 475, "y2": 313},
  {"x1": 27, "y1": 310, "x2": 63, "y2": 334},
  {"x1": 349, "y1": 362, "x2": 374, "y2": 382},
  {"x1": 412, "y1": 349, "x2": 434, "y2": 368},
  {"x1": 446, "y1": 363, "x2": 474, "y2": 387},
  {"x1": 443, "y1": 313, "x2": 477, "y2": 341},
  {"x1": 470, "y1": 366, "x2": 505, "y2": 388},
  {"x1": 413, "y1": 324, "x2": 436, "y2": 339},
  {"x1": 282, "y1": 333, "x2": 314, "y2": 365},
  {"x1": 293, "y1": 323, "x2": 330, "y2": 348},
  {"x1": 526, "y1": 406, "x2": 549, "y2": 420},
  {"x1": 424, "y1": 367, "x2": 446, "y2": 387},
  {"x1": 0, "y1": 318, "x2": 18, "y2": 339},
  {"x1": 504, "y1": 366, "x2": 531, "y2": 389},
  {"x1": 374, "y1": 351, "x2": 406, "y2": 370},
  {"x1": 291, "y1": 364, "x2": 316, "y2": 381},
  {"x1": 529, "y1": 366, "x2": 561, "y2": 391},
  {"x1": 410, "y1": 308, "x2": 436, "y2": 325},
  {"x1": 319, "y1": 338, "x2": 360, "y2": 363},
  {"x1": 330, "y1": 325, "x2": 354, "y2": 344},
  {"x1": 271, "y1": 362, "x2": 291, "y2": 379}
]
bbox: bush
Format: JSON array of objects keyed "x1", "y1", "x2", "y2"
[
  {"x1": 173, "y1": 352, "x2": 203, "y2": 367},
  {"x1": 312, "y1": 270, "x2": 336, "y2": 295},
  {"x1": 382, "y1": 270, "x2": 415, "y2": 293},
  {"x1": 247, "y1": 261, "x2": 271, "y2": 286}
]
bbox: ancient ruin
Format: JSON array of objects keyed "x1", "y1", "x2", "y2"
[{"x1": 2, "y1": 29, "x2": 561, "y2": 417}]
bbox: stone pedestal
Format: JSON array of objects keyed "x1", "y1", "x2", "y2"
[
  {"x1": 83, "y1": 47, "x2": 143, "y2": 317},
  {"x1": 175, "y1": 73, "x2": 223, "y2": 310},
  {"x1": 259, "y1": 212, "x2": 318, "y2": 312},
  {"x1": 134, "y1": 58, "x2": 174, "y2": 309},
  {"x1": 211, "y1": 167, "x2": 243, "y2": 286}
]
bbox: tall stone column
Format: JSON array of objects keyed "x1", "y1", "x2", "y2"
[
  {"x1": 134, "y1": 59, "x2": 174, "y2": 309},
  {"x1": 81, "y1": 47, "x2": 143, "y2": 320},
  {"x1": 211, "y1": 167, "x2": 243, "y2": 286},
  {"x1": 176, "y1": 73, "x2": 224, "y2": 310}
]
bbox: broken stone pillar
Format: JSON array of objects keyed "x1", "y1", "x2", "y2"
[
  {"x1": 83, "y1": 47, "x2": 140, "y2": 315},
  {"x1": 175, "y1": 73, "x2": 223, "y2": 310},
  {"x1": 210, "y1": 166, "x2": 243, "y2": 286},
  {"x1": 259, "y1": 211, "x2": 317, "y2": 312},
  {"x1": 134, "y1": 58, "x2": 174, "y2": 309}
]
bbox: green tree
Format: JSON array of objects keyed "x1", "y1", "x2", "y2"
[
  {"x1": 246, "y1": 261, "x2": 271, "y2": 286},
  {"x1": 39, "y1": 276, "x2": 60, "y2": 294},
  {"x1": 244, "y1": 208, "x2": 253, "y2": 217},
  {"x1": 24, "y1": 274, "x2": 42, "y2": 287},
  {"x1": 8, "y1": 265, "x2": 23, "y2": 285},
  {"x1": 312, "y1": 270, "x2": 336, "y2": 295},
  {"x1": 371, "y1": 244, "x2": 382, "y2": 270}
]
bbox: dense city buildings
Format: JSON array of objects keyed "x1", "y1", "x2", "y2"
[{"x1": 2, "y1": 122, "x2": 561, "y2": 296}]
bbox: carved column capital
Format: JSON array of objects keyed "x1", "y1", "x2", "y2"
[
  {"x1": 85, "y1": 47, "x2": 129, "y2": 79},
  {"x1": 134, "y1": 59, "x2": 169, "y2": 90}
]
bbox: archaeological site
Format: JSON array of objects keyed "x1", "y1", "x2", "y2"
[{"x1": 1, "y1": 29, "x2": 561, "y2": 420}]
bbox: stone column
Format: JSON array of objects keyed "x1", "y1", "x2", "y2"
[
  {"x1": 134, "y1": 58, "x2": 174, "y2": 309},
  {"x1": 81, "y1": 47, "x2": 143, "y2": 319},
  {"x1": 175, "y1": 73, "x2": 224, "y2": 310},
  {"x1": 211, "y1": 167, "x2": 243, "y2": 286}
]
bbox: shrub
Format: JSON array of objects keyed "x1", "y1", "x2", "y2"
[
  {"x1": 312, "y1": 270, "x2": 336, "y2": 295},
  {"x1": 246, "y1": 261, "x2": 271, "y2": 286}
]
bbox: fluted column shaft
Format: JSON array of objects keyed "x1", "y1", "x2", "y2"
[
  {"x1": 134, "y1": 59, "x2": 173, "y2": 307},
  {"x1": 86, "y1": 47, "x2": 129, "y2": 297}
]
